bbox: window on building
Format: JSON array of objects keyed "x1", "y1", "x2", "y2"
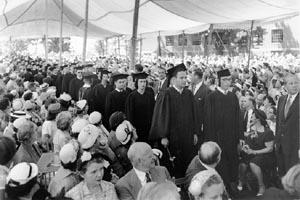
[
  {"x1": 166, "y1": 36, "x2": 174, "y2": 46},
  {"x1": 191, "y1": 33, "x2": 201, "y2": 45},
  {"x1": 178, "y1": 34, "x2": 187, "y2": 46},
  {"x1": 271, "y1": 29, "x2": 283, "y2": 43}
]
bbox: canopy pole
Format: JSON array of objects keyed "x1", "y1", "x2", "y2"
[
  {"x1": 181, "y1": 31, "x2": 185, "y2": 61},
  {"x1": 206, "y1": 24, "x2": 213, "y2": 64},
  {"x1": 45, "y1": 0, "x2": 48, "y2": 63},
  {"x1": 247, "y1": 20, "x2": 254, "y2": 68},
  {"x1": 118, "y1": 36, "x2": 120, "y2": 56},
  {"x1": 130, "y1": 0, "x2": 140, "y2": 70},
  {"x1": 59, "y1": 0, "x2": 63, "y2": 66},
  {"x1": 82, "y1": 0, "x2": 89, "y2": 64},
  {"x1": 139, "y1": 34, "x2": 142, "y2": 63},
  {"x1": 157, "y1": 31, "x2": 161, "y2": 58}
]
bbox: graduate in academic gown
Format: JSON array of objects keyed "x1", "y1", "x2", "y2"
[
  {"x1": 61, "y1": 64, "x2": 75, "y2": 94},
  {"x1": 203, "y1": 69, "x2": 241, "y2": 194},
  {"x1": 69, "y1": 66, "x2": 84, "y2": 102},
  {"x1": 149, "y1": 64, "x2": 198, "y2": 178},
  {"x1": 105, "y1": 73, "x2": 130, "y2": 130},
  {"x1": 125, "y1": 72, "x2": 155, "y2": 143},
  {"x1": 93, "y1": 69, "x2": 113, "y2": 116},
  {"x1": 78, "y1": 72, "x2": 94, "y2": 114}
]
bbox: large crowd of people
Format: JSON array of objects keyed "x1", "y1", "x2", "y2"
[{"x1": 0, "y1": 52, "x2": 299, "y2": 200}]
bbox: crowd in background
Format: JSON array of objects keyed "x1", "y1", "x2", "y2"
[{"x1": 0, "y1": 52, "x2": 299, "y2": 200}]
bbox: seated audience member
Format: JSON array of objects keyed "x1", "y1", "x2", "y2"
[
  {"x1": 59, "y1": 93, "x2": 72, "y2": 111},
  {"x1": 137, "y1": 181, "x2": 180, "y2": 200},
  {"x1": 6, "y1": 162, "x2": 50, "y2": 200},
  {"x1": 78, "y1": 124, "x2": 126, "y2": 179},
  {"x1": 0, "y1": 136, "x2": 17, "y2": 200},
  {"x1": 13, "y1": 122, "x2": 42, "y2": 164},
  {"x1": 74, "y1": 100, "x2": 89, "y2": 122},
  {"x1": 53, "y1": 111, "x2": 72, "y2": 153},
  {"x1": 114, "y1": 120, "x2": 138, "y2": 173},
  {"x1": 89, "y1": 111, "x2": 110, "y2": 137},
  {"x1": 108, "y1": 111, "x2": 126, "y2": 152},
  {"x1": 262, "y1": 164, "x2": 300, "y2": 200},
  {"x1": 189, "y1": 170, "x2": 227, "y2": 200},
  {"x1": 115, "y1": 142, "x2": 171, "y2": 200},
  {"x1": 185, "y1": 141, "x2": 222, "y2": 190},
  {"x1": 65, "y1": 152, "x2": 119, "y2": 200},
  {"x1": 48, "y1": 140, "x2": 81, "y2": 198},
  {"x1": 238, "y1": 109, "x2": 275, "y2": 196}
]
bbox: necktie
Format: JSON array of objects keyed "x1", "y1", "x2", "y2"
[
  {"x1": 145, "y1": 172, "x2": 152, "y2": 183},
  {"x1": 284, "y1": 95, "x2": 292, "y2": 117}
]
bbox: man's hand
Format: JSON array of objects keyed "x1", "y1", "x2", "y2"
[
  {"x1": 161, "y1": 137, "x2": 169, "y2": 147},
  {"x1": 193, "y1": 134, "x2": 198, "y2": 145}
]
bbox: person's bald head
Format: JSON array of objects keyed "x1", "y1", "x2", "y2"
[
  {"x1": 198, "y1": 141, "x2": 222, "y2": 166},
  {"x1": 127, "y1": 142, "x2": 155, "y2": 172}
]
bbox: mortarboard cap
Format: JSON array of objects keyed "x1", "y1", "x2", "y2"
[
  {"x1": 132, "y1": 72, "x2": 148, "y2": 82},
  {"x1": 217, "y1": 69, "x2": 231, "y2": 78},
  {"x1": 111, "y1": 72, "x2": 128, "y2": 82},
  {"x1": 82, "y1": 71, "x2": 94, "y2": 79},
  {"x1": 167, "y1": 63, "x2": 187, "y2": 79},
  {"x1": 74, "y1": 65, "x2": 84, "y2": 70}
]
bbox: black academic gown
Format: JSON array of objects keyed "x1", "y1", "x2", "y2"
[
  {"x1": 105, "y1": 89, "x2": 130, "y2": 130},
  {"x1": 79, "y1": 85, "x2": 94, "y2": 114},
  {"x1": 69, "y1": 77, "x2": 84, "y2": 102},
  {"x1": 204, "y1": 89, "x2": 240, "y2": 186},
  {"x1": 93, "y1": 83, "x2": 113, "y2": 115},
  {"x1": 149, "y1": 87, "x2": 196, "y2": 178},
  {"x1": 61, "y1": 73, "x2": 75, "y2": 94},
  {"x1": 55, "y1": 74, "x2": 63, "y2": 97},
  {"x1": 125, "y1": 90, "x2": 155, "y2": 143}
]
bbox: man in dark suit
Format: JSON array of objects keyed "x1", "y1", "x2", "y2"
[
  {"x1": 184, "y1": 141, "x2": 221, "y2": 190},
  {"x1": 276, "y1": 74, "x2": 299, "y2": 176},
  {"x1": 154, "y1": 66, "x2": 168, "y2": 98},
  {"x1": 190, "y1": 68, "x2": 211, "y2": 146},
  {"x1": 115, "y1": 142, "x2": 171, "y2": 200}
]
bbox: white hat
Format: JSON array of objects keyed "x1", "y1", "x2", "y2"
[
  {"x1": 47, "y1": 86, "x2": 56, "y2": 94},
  {"x1": 78, "y1": 124, "x2": 100, "y2": 149},
  {"x1": 76, "y1": 100, "x2": 87, "y2": 110},
  {"x1": 71, "y1": 118, "x2": 89, "y2": 133},
  {"x1": 10, "y1": 111, "x2": 31, "y2": 119},
  {"x1": 24, "y1": 100, "x2": 35, "y2": 111},
  {"x1": 9, "y1": 73, "x2": 17, "y2": 80},
  {"x1": 12, "y1": 99, "x2": 24, "y2": 111},
  {"x1": 13, "y1": 118, "x2": 28, "y2": 129},
  {"x1": 115, "y1": 120, "x2": 134, "y2": 145},
  {"x1": 59, "y1": 142, "x2": 79, "y2": 164},
  {"x1": 88, "y1": 111, "x2": 102, "y2": 125},
  {"x1": 40, "y1": 83, "x2": 49, "y2": 90},
  {"x1": 7, "y1": 162, "x2": 38, "y2": 186},
  {"x1": 60, "y1": 93, "x2": 72, "y2": 102}
]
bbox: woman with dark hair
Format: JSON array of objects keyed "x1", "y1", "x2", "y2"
[
  {"x1": 238, "y1": 109, "x2": 275, "y2": 196},
  {"x1": 107, "y1": 111, "x2": 126, "y2": 152},
  {"x1": 65, "y1": 152, "x2": 119, "y2": 200},
  {"x1": 0, "y1": 136, "x2": 16, "y2": 199},
  {"x1": 125, "y1": 72, "x2": 155, "y2": 143},
  {"x1": 6, "y1": 162, "x2": 50, "y2": 200},
  {"x1": 262, "y1": 95, "x2": 276, "y2": 114}
]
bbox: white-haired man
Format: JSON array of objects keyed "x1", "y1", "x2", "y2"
[{"x1": 115, "y1": 142, "x2": 171, "y2": 200}]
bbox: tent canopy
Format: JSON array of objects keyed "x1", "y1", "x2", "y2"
[{"x1": 0, "y1": 0, "x2": 298, "y2": 38}]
